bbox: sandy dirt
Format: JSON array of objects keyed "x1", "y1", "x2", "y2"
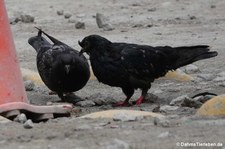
[{"x1": 1, "y1": 0, "x2": 225, "y2": 148}]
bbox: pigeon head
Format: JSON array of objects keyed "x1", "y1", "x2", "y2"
[
  {"x1": 79, "y1": 35, "x2": 111, "y2": 56},
  {"x1": 28, "y1": 30, "x2": 51, "y2": 53}
]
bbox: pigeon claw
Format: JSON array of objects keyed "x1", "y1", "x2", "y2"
[{"x1": 135, "y1": 96, "x2": 145, "y2": 106}]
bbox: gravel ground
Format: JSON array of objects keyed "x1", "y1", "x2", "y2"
[{"x1": 1, "y1": 0, "x2": 225, "y2": 148}]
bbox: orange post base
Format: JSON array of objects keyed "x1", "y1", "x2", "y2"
[{"x1": 0, "y1": 0, "x2": 72, "y2": 121}]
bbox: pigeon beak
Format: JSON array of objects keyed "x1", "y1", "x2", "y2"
[
  {"x1": 78, "y1": 40, "x2": 82, "y2": 47},
  {"x1": 79, "y1": 49, "x2": 85, "y2": 56},
  {"x1": 64, "y1": 65, "x2": 71, "y2": 74}
]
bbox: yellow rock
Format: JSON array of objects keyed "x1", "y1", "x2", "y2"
[
  {"x1": 0, "y1": 116, "x2": 11, "y2": 123},
  {"x1": 196, "y1": 94, "x2": 225, "y2": 116},
  {"x1": 162, "y1": 69, "x2": 194, "y2": 81},
  {"x1": 80, "y1": 109, "x2": 164, "y2": 119},
  {"x1": 21, "y1": 68, "x2": 44, "y2": 85}
]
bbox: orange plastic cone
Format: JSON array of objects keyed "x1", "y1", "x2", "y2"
[{"x1": 0, "y1": 0, "x2": 72, "y2": 121}]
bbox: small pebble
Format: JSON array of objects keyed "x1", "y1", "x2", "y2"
[
  {"x1": 211, "y1": 5, "x2": 216, "y2": 8},
  {"x1": 23, "y1": 119, "x2": 34, "y2": 129},
  {"x1": 184, "y1": 64, "x2": 199, "y2": 74},
  {"x1": 20, "y1": 14, "x2": 34, "y2": 23},
  {"x1": 96, "y1": 13, "x2": 114, "y2": 31},
  {"x1": 75, "y1": 22, "x2": 85, "y2": 29},
  {"x1": 189, "y1": 16, "x2": 197, "y2": 20},
  {"x1": 57, "y1": 10, "x2": 64, "y2": 15},
  {"x1": 24, "y1": 80, "x2": 35, "y2": 91},
  {"x1": 14, "y1": 113, "x2": 27, "y2": 124},
  {"x1": 64, "y1": 13, "x2": 72, "y2": 19}
]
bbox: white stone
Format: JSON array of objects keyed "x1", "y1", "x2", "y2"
[
  {"x1": 14, "y1": 113, "x2": 27, "y2": 124},
  {"x1": 184, "y1": 64, "x2": 200, "y2": 74},
  {"x1": 23, "y1": 119, "x2": 34, "y2": 129}
]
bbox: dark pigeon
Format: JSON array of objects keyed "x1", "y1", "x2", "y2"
[
  {"x1": 79, "y1": 35, "x2": 218, "y2": 106},
  {"x1": 28, "y1": 28, "x2": 90, "y2": 103}
]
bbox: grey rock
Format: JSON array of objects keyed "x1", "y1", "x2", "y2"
[
  {"x1": 105, "y1": 139, "x2": 131, "y2": 149},
  {"x1": 113, "y1": 112, "x2": 139, "y2": 122},
  {"x1": 197, "y1": 74, "x2": 214, "y2": 81},
  {"x1": 76, "y1": 100, "x2": 95, "y2": 107},
  {"x1": 184, "y1": 64, "x2": 199, "y2": 74},
  {"x1": 57, "y1": 10, "x2": 64, "y2": 15},
  {"x1": 170, "y1": 95, "x2": 189, "y2": 106},
  {"x1": 23, "y1": 119, "x2": 34, "y2": 129},
  {"x1": 181, "y1": 97, "x2": 202, "y2": 108},
  {"x1": 96, "y1": 13, "x2": 114, "y2": 31},
  {"x1": 24, "y1": 80, "x2": 35, "y2": 91},
  {"x1": 64, "y1": 13, "x2": 72, "y2": 19},
  {"x1": 20, "y1": 14, "x2": 34, "y2": 23},
  {"x1": 159, "y1": 105, "x2": 179, "y2": 113},
  {"x1": 14, "y1": 113, "x2": 27, "y2": 124},
  {"x1": 75, "y1": 22, "x2": 85, "y2": 29},
  {"x1": 96, "y1": 13, "x2": 107, "y2": 28}
]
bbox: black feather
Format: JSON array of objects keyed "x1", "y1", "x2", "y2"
[
  {"x1": 28, "y1": 29, "x2": 90, "y2": 101},
  {"x1": 79, "y1": 35, "x2": 218, "y2": 106}
]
